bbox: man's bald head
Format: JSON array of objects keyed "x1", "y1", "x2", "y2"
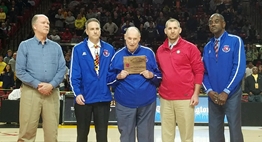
[
  {"x1": 209, "y1": 13, "x2": 225, "y2": 22},
  {"x1": 125, "y1": 27, "x2": 141, "y2": 37},
  {"x1": 124, "y1": 27, "x2": 141, "y2": 53}
]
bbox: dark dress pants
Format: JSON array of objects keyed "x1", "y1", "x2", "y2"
[
  {"x1": 208, "y1": 88, "x2": 244, "y2": 142},
  {"x1": 74, "y1": 102, "x2": 110, "y2": 142}
]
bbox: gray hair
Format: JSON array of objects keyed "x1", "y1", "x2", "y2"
[
  {"x1": 85, "y1": 18, "x2": 100, "y2": 29},
  {"x1": 31, "y1": 14, "x2": 48, "y2": 26}
]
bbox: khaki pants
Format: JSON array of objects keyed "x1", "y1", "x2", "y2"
[
  {"x1": 17, "y1": 84, "x2": 60, "y2": 142},
  {"x1": 160, "y1": 97, "x2": 194, "y2": 142}
]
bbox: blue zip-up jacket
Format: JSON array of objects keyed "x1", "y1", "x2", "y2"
[
  {"x1": 70, "y1": 38, "x2": 115, "y2": 104},
  {"x1": 107, "y1": 45, "x2": 162, "y2": 108},
  {"x1": 202, "y1": 31, "x2": 246, "y2": 98}
]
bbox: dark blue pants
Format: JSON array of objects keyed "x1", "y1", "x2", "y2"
[
  {"x1": 74, "y1": 102, "x2": 110, "y2": 142},
  {"x1": 208, "y1": 88, "x2": 244, "y2": 142},
  {"x1": 116, "y1": 101, "x2": 156, "y2": 142},
  {"x1": 248, "y1": 95, "x2": 262, "y2": 102}
]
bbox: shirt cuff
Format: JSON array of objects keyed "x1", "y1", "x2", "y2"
[
  {"x1": 223, "y1": 88, "x2": 230, "y2": 95},
  {"x1": 206, "y1": 89, "x2": 213, "y2": 95}
]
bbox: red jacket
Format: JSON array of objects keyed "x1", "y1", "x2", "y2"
[{"x1": 156, "y1": 37, "x2": 204, "y2": 100}]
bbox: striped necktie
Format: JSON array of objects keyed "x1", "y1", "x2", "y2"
[
  {"x1": 94, "y1": 45, "x2": 99, "y2": 75},
  {"x1": 214, "y1": 40, "x2": 219, "y2": 58}
]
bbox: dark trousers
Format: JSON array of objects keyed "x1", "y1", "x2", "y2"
[
  {"x1": 208, "y1": 88, "x2": 244, "y2": 142},
  {"x1": 74, "y1": 102, "x2": 110, "y2": 142},
  {"x1": 116, "y1": 101, "x2": 156, "y2": 142}
]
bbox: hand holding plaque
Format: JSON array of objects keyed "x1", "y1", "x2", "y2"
[{"x1": 123, "y1": 56, "x2": 146, "y2": 74}]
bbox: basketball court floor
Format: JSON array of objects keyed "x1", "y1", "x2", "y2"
[{"x1": 0, "y1": 125, "x2": 261, "y2": 142}]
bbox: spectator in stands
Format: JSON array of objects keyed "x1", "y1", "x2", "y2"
[
  {"x1": 70, "y1": 18, "x2": 115, "y2": 142},
  {"x1": 16, "y1": 0, "x2": 24, "y2": 16},
  {"x1": 0, "y1": 2, "x2": 8, "y2": 14},
  {"x1": 112, "y1": 11, "x2": 121, "y2": 27},
  {"x1": 4, "y1": 49, "x2": 12, "y2": 64},
  {"x1": 71, "y1": 32, "x2": 82, "y2": 43},
  {"x1": 258, "y1": 65, "x2": 262, "y2": 75},
  {"x1": 107, "y1": 27, "x2": 162, "y2": 142},
  {"x1": 0, "y1": 8, "x2": 6, "y2": 23},
  {"x1": 186, "y1": 14, "x2": 198, "y2": 33},
  {"x1": 156, "y1": 11, "x2": 166, "y2": 41},
  {"x1": 156, "y1": 18, "x2": 204, "y2": 142},
  {"x1": 144, "y1": 16, "x2": 155, "y2": 30},
  {"x1": 0, "y1": 22, "x2": 10, "y2": 37},
  {"x1": 197, "y1": 26, "x2": 208, "y2": 42},
  {"x1": 202, "y1": 13, "x2": 245, "y2": 142},
  {"x1": 64, "y1": 11, "x2": 75, "y2": 29},
  {"x1": 64, "y1": 52, "x2": 71, "y2": 69},
  {"x1": 100, "y1": 10, "x2": 112, "y2": 26},
  {"x1": 209, "y1": 0, "x2": 217, "y2": 14},
  {"x1": 59, "y1": 66, "x2": 68, "y2": 91},
  {"x1": 145, "y1": 21, "x2": 159, "y2": 43},
  {"x1": 241, "y1": 22, "x2": 249, "y2": 38},
  {"x1": 86, "y1": 9, "x2": 97, "y2": 20},
  {"x1": 0, "y1": 55, "x2": 6, "y2": 73},
  {"x1": 16, "y1": 14, "x2": 66, "y2": 142},
  {"x1": 139, "y1": 23, "x2": 147, "y2": 42},
  {"x1": 75, "y1": 14, "x2": 85, "y2": 36},
  {"x1": 246, "y1": 44, "x2": 253, "y2": 62},
  {"x1": 119, "y1": 0, "x2": 128, "y2": 5},
  {"x1": 133, "y1": 11, "x2": 145, "y2": 28},
  {"x1": 9, "y1": 7, "x2": 18, "y2": 24},
  {"x1": 222, "y1": 8, "x2": 233, "y2": 28},
  {"x1": 68, "y1": 0, "x2": 80, "y2": 10},
  {"x1": 245, "y1": 67, "x2": 262, "y2": 102},
  {"x1": 61, "y1": 28, "x2": 72, "y2": 43},
  {"x1": 252, "y1": 44, "x2": 258, "y2": 61},
  {"x1": 246, "y1": 61, "x2": 254, "y2": 78},
  {"x1": 49, "y1": 29, "x2": 61, "y2": 43},
  {"x1": 8, "y1": 85, "x2": 21, "y2": 100},
  {"x1": 55, "y1": 8, "x2": 65, "y2": 29},
  {"x1": 103, "y1": 18, "x2": 118, "y2": 39},
  {"x1": 243, "y1": 61, "x2": 255, "y2": 91},
  {"x1": 121, "y1": 19, "x2": 134, "y2": 34},
  {"x1": 27, "y1": 0, "x2": 35, "y2": 6},
  {"x1": 187, "y1": 0, "x2": 197, "y2": 15},
  {"x1": 8, "y1": 52, "x2": 20, "y2": 88},
  {"x1": 1, "y1": 64, "x2": 14, "y2": 93},
  {"x1": 23, "y1": 0, "x2": 33, "y2": 8},
  {"x1": 8, "y1": 52, "x2": 16, "y2": 73},
  {"x1": 248, "y1": 24, "x2": 257, "y2": 42},
  {"x1": 255, "y1": 34, "x2": 262, "y2": 44},
  {"x1": 47, "y1": 6, "x2": 57, "y2": 25},
  {"x1": 136, "y1": 3, "x2": 144, "y2": 15}
]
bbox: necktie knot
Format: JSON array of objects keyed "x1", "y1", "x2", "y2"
[{"x1": 94, "y1": 44, "x2": 99, "y2": 49}]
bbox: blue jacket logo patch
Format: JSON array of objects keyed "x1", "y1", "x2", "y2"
[
  {"x1": 222, "y1": 45, "x2": 230, "y2": 53},
  {"x1": 103, "y1": 49, "x2": 110, "y2": 57}
]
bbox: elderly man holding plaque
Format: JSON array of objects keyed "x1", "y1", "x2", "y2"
[{"x1": 107, "y1": 27, "x2": 162, "y2": 142}]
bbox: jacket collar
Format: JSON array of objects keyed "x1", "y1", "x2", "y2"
[
  {"x1": 162, "y1": 37, "x2": 182, "y2": 50},
  {"x1": 210, "y1": 31, "x2": 228, "y2": 43},
  {"x1": 125, "y1": 45, "x2": 141, "y2": 55}
]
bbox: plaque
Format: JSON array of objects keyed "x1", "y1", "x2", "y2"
[{"x1": 123, "y1": 56, "x2": 146, "y2": 74}]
